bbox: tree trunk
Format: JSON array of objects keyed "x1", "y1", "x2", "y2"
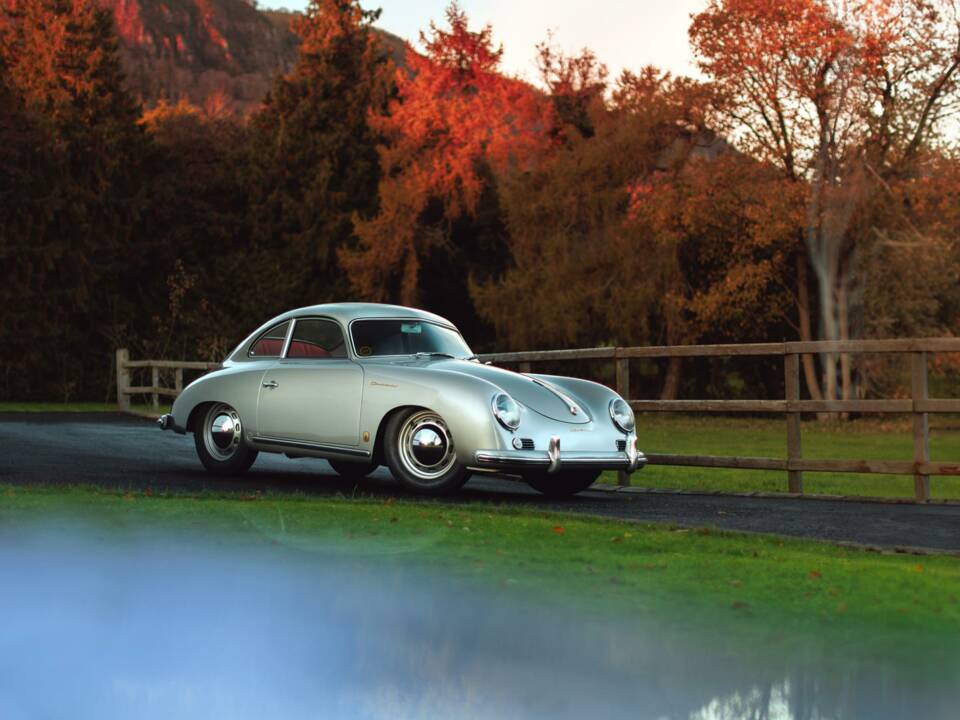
[
  {"x1": 796, "y1": 256, "x2": 823, "y2": 402},
  {"x1": 838, "y1": 281, "x2": 852, "y2": 412}
]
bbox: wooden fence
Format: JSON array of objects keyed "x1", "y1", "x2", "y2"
[
  {"x1": 477, "y1": 338, "x2": 960, "y2": 500},
  {"x1": 117, "y1": 338, "x2": 960, "y2": 501},
  {"x1": 115, "y1": 349, "x2": 219, "y2": 412}
]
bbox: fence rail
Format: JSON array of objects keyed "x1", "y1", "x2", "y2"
[
  {"x1": 117, "y1": 337, "x2": 960, "y2": 501},
  {"x1": 115, "y1": 349, "x2": 219, "y2": 412},
  {"x1": 477, "y1": 337, "x2": 960, "y2": 501}
]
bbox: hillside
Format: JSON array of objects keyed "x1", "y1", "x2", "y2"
[{"x1": 96, "y1": 0, "x2": 406, "y2": 113}]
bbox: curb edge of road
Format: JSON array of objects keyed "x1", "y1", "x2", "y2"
[{"x1": 589, "y1": 483, "x2": 960, "y2": 507}]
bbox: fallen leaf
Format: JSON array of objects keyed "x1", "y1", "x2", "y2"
[
  {"x1": 611, "y1": 537, "x2": 623, "y2": 544},
  {"x1": 3, "y1": 488, "x2": 14, "y2": 498},
  {"x1": 836, "y1": 602, "x2": 848, "y2": 614},
  {"x1": 390, "y1": 517, "x2": 398, "y2": 523},
  {"x1": 552, "y1": 526, "x2": 566, "y2": 535},
  {"x1": 912, "y1": 564, "x2": 925, "y2": 573},
  {"x1": 143, "y1": 488, "x2": 153, "y2": 497},
  {"x1": 122, "y1": 492, "x2": 135, "y2": 502},
  {"x1": 731, "y1": 601, "x2": 749, "y2": 610},
  {"x1": 729, "y1": 579, "x2": 743, "y2": 587},
  {"x1": 385, "y1": 497, "x2": 396, "y2": 506},
  {"x1": 698, "y1": 527, "x2": 711, "y2": 536},
  {"x1": 809, "y1": 570, "x2": 822, "y2": 579}
]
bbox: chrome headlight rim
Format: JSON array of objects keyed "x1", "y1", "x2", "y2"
[
  {"x1": 608, "y1": 397, "x2": 635, "y2": 433},
  {"x1": 492, "y1": 392, "x2": 522, "y2": 431}
]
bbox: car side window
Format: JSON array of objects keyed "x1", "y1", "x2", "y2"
[
  {"x1": 248, "y1": 321, "x2": 290, "y2": 358},
  {"x1": 286, "y1": 319, "x2": 347, "y2": 359}
]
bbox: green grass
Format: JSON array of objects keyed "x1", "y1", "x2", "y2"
[
  {"x1": 2, "y1": 483, "x2": 959, "y2": 664},
  {"x1": 599, "y1": 414, "x2": 960, "y2": 500}
]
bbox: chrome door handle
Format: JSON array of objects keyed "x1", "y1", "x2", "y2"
[{"x1": 262, "y1": 380, "x2": 279, "y2": 389}]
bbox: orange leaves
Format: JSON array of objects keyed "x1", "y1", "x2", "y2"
[
  {"x1": 552, "y1": 526, "x2": 566, "y2": 535},
  {"x1": 343, "y1": 3, "x2": 553, "y2": 304}
]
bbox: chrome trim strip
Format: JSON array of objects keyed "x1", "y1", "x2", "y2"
[
  {"x1": 528, "y1": 376, "x2": 583, "y2": 417},
  {"x1": 252, "y1": 436, "x2": 370, "y2": 458},
  {"x1": 280, "y1": 319, "x2": 296, "y2": 359}
]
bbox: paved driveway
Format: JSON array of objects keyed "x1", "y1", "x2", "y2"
[{"x1": 2, "y1": 412, "x2": 959, "y2": 552}]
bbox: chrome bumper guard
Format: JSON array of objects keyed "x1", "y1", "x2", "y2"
[
  {"x1": 157, "y1": 414, "x2": 185, "y2": 435},
  {"x1": 473, "y1": 436, "x2": 646, "y2": 475}
]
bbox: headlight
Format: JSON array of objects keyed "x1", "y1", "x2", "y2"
[
  {"x1": 609, "y1": 397, "x2": 635, "y2": 433},
  {"x1": 492, "y1": 392, "x2": 521, "y2": 430}
]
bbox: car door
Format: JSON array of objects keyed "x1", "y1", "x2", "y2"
[{"x1": 256, "y1": 317, "x2": 363, "y2": 447}]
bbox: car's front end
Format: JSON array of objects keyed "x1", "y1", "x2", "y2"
[{"x1": 451, "y1": 372, "x2": 646, "y2": 477}]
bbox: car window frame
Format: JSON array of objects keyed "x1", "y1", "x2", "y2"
[
  {"x1": 346, "y1": 317, "x2": 470, "y2": 360},
  {"x1": 281, "y1": 317, "x2": 349, "y2": 361},
  {"x1": 247, "y1": 320, "x2": 295, "y2": 359}
]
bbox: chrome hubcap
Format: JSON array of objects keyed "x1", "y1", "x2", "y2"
[
  {"x1": 398, "y1": 411, "x2": 455, "y2": 482},
  {"x1": 203, "y1": 403, "x2": 242, "y2": 461}
]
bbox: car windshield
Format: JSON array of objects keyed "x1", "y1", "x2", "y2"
[{"x1": 351, "y1": 319, "x2": 473, "y2": 358}]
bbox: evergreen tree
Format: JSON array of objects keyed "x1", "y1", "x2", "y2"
[
  {"x1": 0, "y1": 0, "x2": 146, "y2": 400},
  {"x1": 246, "y1": 0, "x2": 392, "y2": 311}
]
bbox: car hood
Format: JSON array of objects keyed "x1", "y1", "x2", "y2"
[{"x1": 383, "y1": 358, "x2": 592, "y2": 424}]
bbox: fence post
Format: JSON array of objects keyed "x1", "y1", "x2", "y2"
[
  {"x1": 616, "y1": 354, "x2": 631, "y2": 487},
  {"x1": 518, "y1": 362, "x2": 532, "y2": 374},
  {"x1": 116, "y1": 349, "x2": 130, "y2": 412},
  {"x1": 911, "y1": 352, "x2": 931, "y2": 501},
  {"x1": 784, "y1": 352, "x2": 803, "y2": 494},
  {"x1": 175, "y1": 367, "x2": 183, "y2": 395},
  {"x1": 151, "y1": 366, "x2": 160, "y2": 411}
]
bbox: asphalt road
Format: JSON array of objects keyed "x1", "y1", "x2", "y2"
[{"x1": 2, "y1": 412, "x2": 959, "y2": 552}]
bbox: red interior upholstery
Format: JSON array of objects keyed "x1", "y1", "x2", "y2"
[
  {"x1": 287, "y1": 341, "x2": 330, "y2": 358},
  {"x1": 251, "y1": 338, "x2": 284, "y2": 356}
]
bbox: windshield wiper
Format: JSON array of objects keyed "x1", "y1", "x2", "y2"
[{"x1": 413, "y1": 352, "x2": 457, "y2": 360}]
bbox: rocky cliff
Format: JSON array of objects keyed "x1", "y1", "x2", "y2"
[{"x1": 96, "y1": 0, "x2": 404, "y2": 113}]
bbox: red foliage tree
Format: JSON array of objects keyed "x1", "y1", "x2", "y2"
[{"x1": 340, "y1": 2, "x2": 554, "y2": 304}]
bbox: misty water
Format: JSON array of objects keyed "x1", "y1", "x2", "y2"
[{"x1": 0, "y1": 523, "x2": 957, "y2": 720}]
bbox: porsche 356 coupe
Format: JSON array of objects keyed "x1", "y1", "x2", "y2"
[{"x1": 158, "y1": 303, "x2": 645, "y2": 496}]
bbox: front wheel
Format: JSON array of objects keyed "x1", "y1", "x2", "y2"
[
  {"x1": 384, "y1": 408, "x2": 470, "y2": 495},
  {"x1": 525, "y1": 470, "x2": 601, "y2": 498},
  {"x1": 194, "y1": 402, "x2": 258, "y2": 475}
]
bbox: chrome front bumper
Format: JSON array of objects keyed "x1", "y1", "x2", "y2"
[{"x1": 473, "y1": 436, "x2": 646, "y2": 475}]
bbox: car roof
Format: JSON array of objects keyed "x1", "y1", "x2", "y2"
[{"x1": 273, "y1": 303, "x2": 455, "y2": 328}]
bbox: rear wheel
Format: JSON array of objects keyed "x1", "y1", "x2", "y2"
[
  {"x1": 194, "y1": 403, "x2": 258, "y2": 475},
  {"x1": 328, "y1": 459, "x2": 378, "y2": 480},
  {"x1": 384, "y1": 408, "x2": 470, "y2": 495},
  {"x1": 525, "y1": 470, "x2": 601, "y2": 498}
]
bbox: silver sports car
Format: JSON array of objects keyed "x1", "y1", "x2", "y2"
[{"x1": 158, "y1": 303, "x2": 646, "y2": 495}]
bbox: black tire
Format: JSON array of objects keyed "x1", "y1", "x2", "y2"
[
  {"x1": 193, "y1": 403, "x2": 258, "y2": 475},
  {"x1": 525, "y1": 470, "x2": 601, "y2": 498},
  {"x1": 383, "y1": 408, "x2": 470, "y2": 495},
  {"x1": 328, "y1": 459, "x2": 378, "y2": 480}
]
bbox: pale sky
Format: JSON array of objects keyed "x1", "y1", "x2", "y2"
[{"x1": 259, "y1": 0, "x2": 708, "y2": 84}]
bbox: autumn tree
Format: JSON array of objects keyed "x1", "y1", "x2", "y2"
[
  {"x1": 340, "y1": 2, "x2": 553, "y2": 337},
  {"x1": 473, "y1": 67, "x2": 795, "y2": 398},
  {"x1": 0, "y1": 0, "x2": 146, "y2": 400},
  {"x1": 246, "y1": 0, "x2": 392, "y2": 313},
  {"x1": 690, "y1": 0, "x2": 960, "y2": 401}
]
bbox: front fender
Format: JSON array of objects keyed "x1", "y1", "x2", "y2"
[
  {"x1": 359, "y1": 366, "x2": 511, "y2": 464},
  {"x1": 170, "y1": 361, "x2": 270, "y2": 435}
]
